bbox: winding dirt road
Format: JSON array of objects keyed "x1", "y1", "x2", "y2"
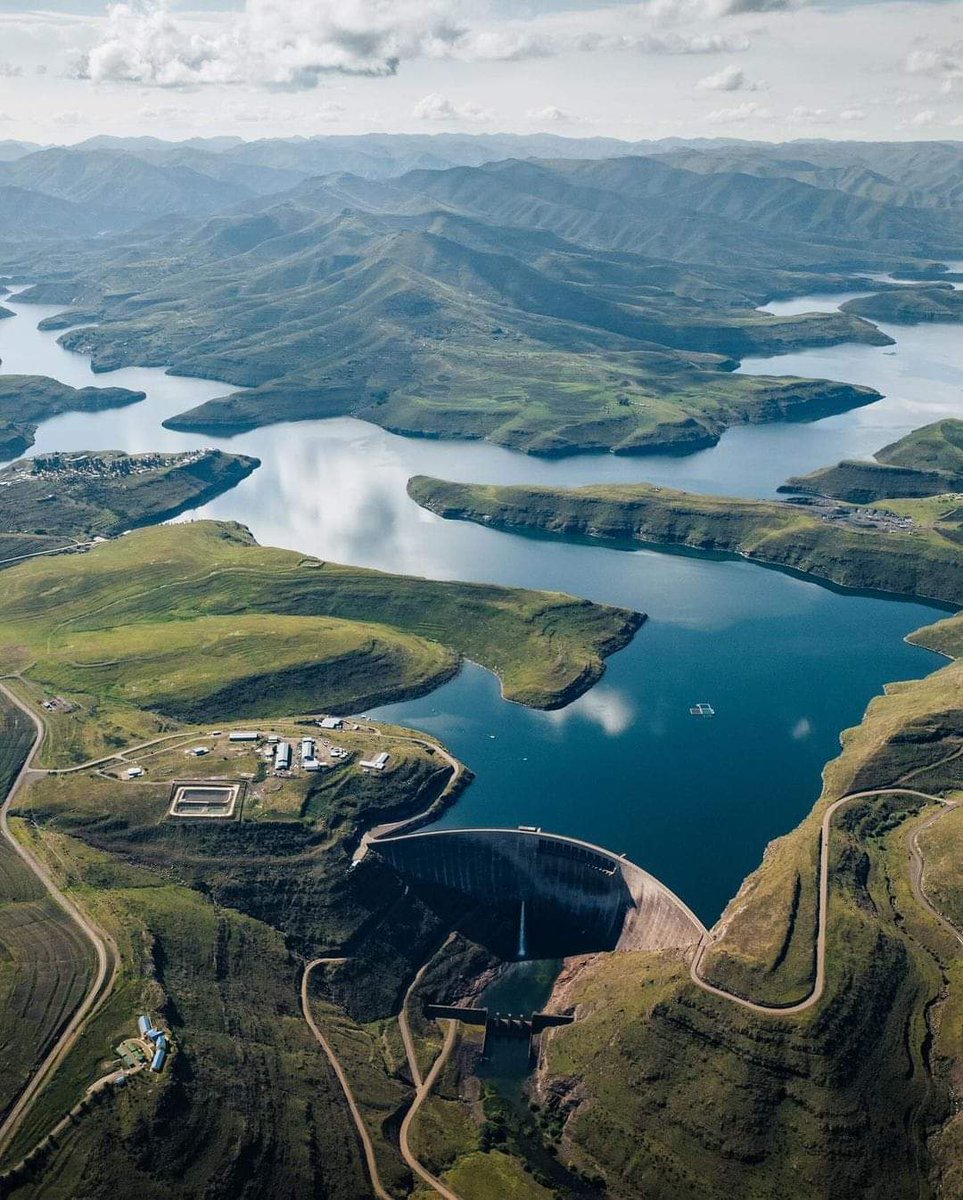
[
  {"x1": 398, "y1": 1019, "x2": 460, "y2": 1200},
  {"x1": 0, "y1": 682, "x2": 119, "y2": 1162},
  {"x1": 300, "y1": 957, "x2": 392, "y2": 1200},
  {"x1": 690, "y1": 786, "x2": 955, "y2": 1016}
]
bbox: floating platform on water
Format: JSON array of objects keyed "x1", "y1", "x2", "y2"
[{"x1": 689, "y1": 703, "x2": 715, "y2": 717}]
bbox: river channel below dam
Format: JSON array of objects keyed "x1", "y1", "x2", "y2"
[{"x1": 1, "y1": 281, "x2": 959, "y2": 925}]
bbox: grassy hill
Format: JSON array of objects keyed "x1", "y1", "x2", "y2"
[
  {"x1": 0, "y1": 450, "x2": 259, "y2": 563},
  {"x1": 10, "y1": 147, "x2": 948, "y2": 457},
  {"x1": 407, "y1": 473, "x2": 963, "y2": 607},
  {"x1": 785, "y1": 419, "x2": 963, "y2": 503},
  {"x1": 0, "y1": 520, "x2": 642, "y2": 761},
  {"x1": 841, "y1": 285, "x2": 963, "y2": 324}
]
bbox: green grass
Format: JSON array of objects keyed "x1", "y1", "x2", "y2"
[
  {"x1": 408, "y1": 473, "x2": 963, "y2": 608},
  {"x1": 0, "y1": 695, "x2": 98, "y2": 1133},
  {"x1": 33, "y1": 612, "x2": 457, "y2": 723},
  {"x1": 422, "y1": 1150, "x2": 554, "y2": 1200},
  {"x1": 164, "y1": 342, "x2": 881, "y2": 459},
  {"x1": 2, "y1": 834, "x2": 374, "y2": 1198},
  {"x1": 785, "y1": 418, "x2": 963, "y2": 503},
  {"x1": 0, "y1": 521, "x2": 640, "y2": 760},
  {"x1": 536, "y1": 645, "x2": 963, "y2": 1199}
]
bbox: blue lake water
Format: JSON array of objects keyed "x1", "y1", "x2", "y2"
[{"x1": 0, "y1": 285, "x2": 958, "y2": 924}]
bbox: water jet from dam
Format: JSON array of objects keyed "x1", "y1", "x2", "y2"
[{"x1": 370, "y1": 827, "x2": 706, "y2": 958}]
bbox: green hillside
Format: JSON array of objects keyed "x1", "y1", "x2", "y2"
[
  {"x1": 785, "y1": 419, "x2": 963, "y2": 503},
  {"x1": 8, "y1": 149, "x2": 941, "y2": 456},
  {"x1": 407, "y1": 473, "x2": 963, "y2": 607},
  {"x1": 0, "y1": 520, "x2": 642, "y2": 758},
  {"x1": 841, "y1": 285, "x2": 963, "y2": 323}
]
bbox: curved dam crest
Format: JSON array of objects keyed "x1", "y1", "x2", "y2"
[{"x1": 371, "y1": 827, "x2": 707, "y2": 957}]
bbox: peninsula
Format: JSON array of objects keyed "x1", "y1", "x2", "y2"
[{"x1": 0, "y1": 449, "x2": 260, "y2": 563}]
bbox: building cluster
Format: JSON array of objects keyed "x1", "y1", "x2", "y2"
[
  {"x1": 138, "y1": 1014, "x2": 169, "y2": 1072},
  {"x1": 225, "y1": 730, "x2": 389, "y2": 777}
]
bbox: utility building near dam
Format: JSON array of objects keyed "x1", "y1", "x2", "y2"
[{"x1": 370, "y1": 827, "x2": 706, "y2": 958}]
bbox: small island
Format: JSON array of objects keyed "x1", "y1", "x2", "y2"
[
  {"x1": 0, "y1": 375, "x2": 147, "y2": 461},
  {"x1": 0, "y1": 448, "x2": 261, "y2": 563}
]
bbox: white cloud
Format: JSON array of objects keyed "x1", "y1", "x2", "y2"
[
  {"x1": 545, "y1": 686, "x2": 635, "y2": 737},
  {"x1": 50, "y1": 110, "x2": 85, "y2": 126},
  {"x1": 789, "y1": 103, "x2": 831, "y2": 123},
  {"x1": 526, "y1": 104, "x2": 571, "y2": 123},
  {"x1": 0, "y1": 61, "x2": 22, "y2": 78},
  {"x1": 412, "y1": 92, "x2": 493, "y2": 122},
  {"x1": 839, "y1": 107, "x2": 865, "y2": 122},
  {"x1": 705, "y1": 99, "x2": 771, "y2": 123},
  {"x1": 647, "y1": 0, "x2": 798, "y2": 20},
  {"x1": 909, "y1": 108, "x2": 938, "y2": 126},
  {"x1": 904, "y1": 43, "x2": 963, "y2": 81},
  {"x1": 74, "y1": 0, "x2": 750, "y2": 91},
  {"x1": 696, "y1": 64, "x2": 764, "y2": 91}
]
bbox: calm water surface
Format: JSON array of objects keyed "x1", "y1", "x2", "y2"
[{"x1": 1, "y1": 284, "x2": 958, "y2": 924}]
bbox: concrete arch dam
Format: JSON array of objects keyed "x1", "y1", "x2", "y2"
[{"x1": 370, "y1": 828, "x2": 707, "y2": 957}]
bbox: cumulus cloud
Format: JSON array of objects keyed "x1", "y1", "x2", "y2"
[
  {"x1": 705, "y1": 98, "x2": 771, "y2": 122},
  {"x1": 696, "y1": 64, "x2": 764, "y2": 91},
  {"x1": 74, "y1": 0, "x2": 750, "y2": 91},
  {"x1": 0, "y1": 61, "x2": 22, "y2": 78},
  {"x1": 647, "y1": 0, "x2": 799, "y2": 20},
  {"x1": 789, "y1": 103, "x2": 832, "y2": 123},
  {"x1": 412, "y1": 92, "x2": 493, "y2": 122},
  {"x1": 909, "y1": 108, "x2": 938, "y2": 126},
  {"x1": 526, "y1": 104, "x2": 571, "y2": 123},
  {"x1": 839, "y1": 107, "x2": 866, "y2": 122},
  {"x1": 904, "y1": 43, "x2": 963, "y2": 81}
]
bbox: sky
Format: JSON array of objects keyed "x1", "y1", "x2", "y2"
[{"x1": 0, "y1": 0, "x2": 960, "y2": 144}]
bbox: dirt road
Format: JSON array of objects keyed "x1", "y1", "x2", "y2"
[{"x1": 0, "y1": 681, "x2": 119, "y2": 1162}]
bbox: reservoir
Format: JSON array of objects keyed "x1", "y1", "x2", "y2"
[{"x1": 0, "y1": 287, "x2": 957, "y2": 924}]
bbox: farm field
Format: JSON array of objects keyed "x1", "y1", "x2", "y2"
[{"x1": 0, "y1": 693, "x2": 96, "y2": 1130}]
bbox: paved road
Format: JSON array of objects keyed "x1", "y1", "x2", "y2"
[
  {"x1": 301, "y1": 958, "x2": 393, "y2": 1200},
  {"x1": 0, "y1": 682, "x2": 119, "y2": 1162},
  {"x1": 690, "y1": 786, "x2": 953, "y2": 1016}
]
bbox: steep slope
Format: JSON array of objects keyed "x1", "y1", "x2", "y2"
[{"x1": 785, "y1": 419, "x2": 963, "y2": 503}]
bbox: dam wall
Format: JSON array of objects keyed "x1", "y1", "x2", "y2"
[{"x1": 371, "y1": 828, "x2": 706, "y2": 956}]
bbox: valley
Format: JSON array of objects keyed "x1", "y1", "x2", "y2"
[{"x1": 1, "y1": 134, "x2": 963, "y2": 1199}]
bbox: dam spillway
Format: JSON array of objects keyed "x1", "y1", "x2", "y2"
[{"x1": 370, "y1": 828, "x2": 707, "y2": 957}]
